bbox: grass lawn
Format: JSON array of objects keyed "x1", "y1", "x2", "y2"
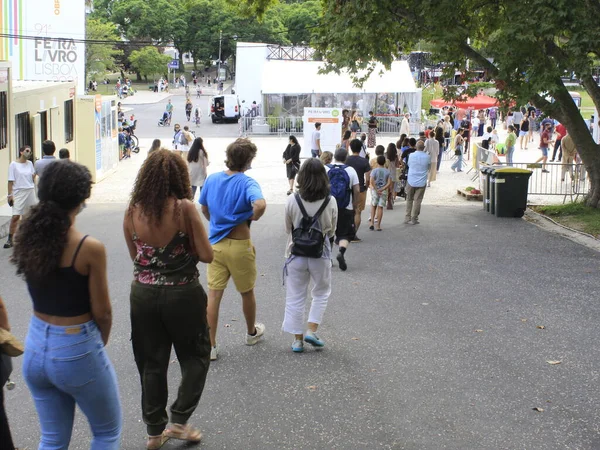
[{"x1": 533, "y1": 202, "x2": 600, "y2": 238}]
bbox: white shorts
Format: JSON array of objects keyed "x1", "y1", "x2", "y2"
[
  {"x1": 174, "y1": 144, "x2": 189, "y2": 152},
  {"x1": 12, "y1": 188, "x2": 37, "y2": 216}
]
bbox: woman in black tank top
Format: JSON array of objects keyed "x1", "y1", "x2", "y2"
[{"x1": 11, "y1": 161, "x2": 122, "y2": 449}]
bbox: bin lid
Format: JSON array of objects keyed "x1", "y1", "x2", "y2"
[{"x1": 492, "y1": 168, "x2": 532, "y2": 174}]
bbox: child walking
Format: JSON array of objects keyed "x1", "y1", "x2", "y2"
[{"x1": 369, "y1": 155, "x2": 392, "y2": 231}]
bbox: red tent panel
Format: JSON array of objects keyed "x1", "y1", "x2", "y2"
[{"x1": 430, "y1": 94, "x2": 498, "y2": 109}]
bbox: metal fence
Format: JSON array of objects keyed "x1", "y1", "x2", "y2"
[
  {"x1": 239, "y1": 115, "x2": 423, "y2": 137},
  {"x1": 488, "y1": 162, "x2": 589, "y2": 199},
  {"x1": 471, "y1": 144, "x2": 589, "y2": 199}
]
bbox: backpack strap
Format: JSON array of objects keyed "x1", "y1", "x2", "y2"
[
  {"x1": 294, "y1": 194, "x2": 330, "y2": 226},
  {"x1": 294, "y1": 193, "x2": 310, "y2": 221},
  {"x1": 312, "y1": 196, "x2": 330, "y2": 224}
]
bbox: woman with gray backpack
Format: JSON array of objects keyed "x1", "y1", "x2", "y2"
[{"x1": 283, "y1": 159, "x2": 338, "y2": 353}]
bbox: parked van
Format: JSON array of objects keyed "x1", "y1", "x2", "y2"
[{"x1": 210, "y1": 95, "x2": 240, "y2": 123}]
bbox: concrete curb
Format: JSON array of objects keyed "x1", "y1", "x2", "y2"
[
  {"x1": 524, "y1": 208, "x2": 600, "y2": 253},
  {"x1": 0, "y1": 216, "x2": 9, "y2": 240}
]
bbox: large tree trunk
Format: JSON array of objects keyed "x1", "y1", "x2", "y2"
[
  {"x1": 136, "y1": 71, "x2": 142, "y2": 82},
  {"x1": 551, "y1": 85, "x2": 600, "y2": 208},
  {"x1": 176, "y1": 47, "x2": 185, "y2": 74}
]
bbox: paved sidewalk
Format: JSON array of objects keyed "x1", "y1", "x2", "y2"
[{"x1": 3, "y1": 202, "x2": 600, "y2": 449}]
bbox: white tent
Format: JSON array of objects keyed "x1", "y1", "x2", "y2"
[
  {"x1": 235, "y1": 43, "x2": 422, "y2": 119},
  {"x1": 261, "y1": 60, "x2": 419, "y2": 94}
]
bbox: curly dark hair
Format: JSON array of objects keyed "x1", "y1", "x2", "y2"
[
  {"x1": 297, "y1": 158, "x2": 330, "y2": 202},
  {"x1": 225, "y1": 138, "x2": 257, "y2": 171},
  {"x1": 129, "y1": 149, "x2": 191, "y2": 225},
  {"x1": 11, "y1": 161, "x2": 91, "y2": 282}
]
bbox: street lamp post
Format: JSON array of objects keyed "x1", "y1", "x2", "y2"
[{"x1": 217, "y1": 29, "x2": 222, "y2": 83}]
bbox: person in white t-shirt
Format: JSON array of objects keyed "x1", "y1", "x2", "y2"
[
  {"x1": 5, "y1": 146, "x2": 37, "y2": 248},
  {"x1": 311, "y1": 123, "x2": 322, "y2": 158}
]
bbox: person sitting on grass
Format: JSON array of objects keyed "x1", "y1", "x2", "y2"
[{"x1": 369, "y1": 155, "x2": 392, "y2": 231}]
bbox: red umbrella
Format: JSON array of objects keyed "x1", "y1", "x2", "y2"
[{"x1": 430, "y1": 94, "x2": 498, "y2": 109}]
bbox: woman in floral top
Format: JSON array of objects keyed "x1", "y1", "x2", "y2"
[{"x1": 123, "y1": 150, "x2": 213, "y2": 449}]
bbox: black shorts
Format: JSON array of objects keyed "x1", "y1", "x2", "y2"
[{"x1": 335, "y1": 208, "x2": 355, "y2": 243}]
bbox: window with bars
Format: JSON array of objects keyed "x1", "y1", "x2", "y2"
[
  {"x1": 64, "y1": 99, "x2": 74, "y2": 143},
  {"x1": 0, "y1": 92, "x2": 7, "y2": 149},
  {"x1": 39, "y1": 110, "x2": 48, "y2": 142},
  {"x1": 15, "y1": 112, "x2": 32, "y2": 156}
]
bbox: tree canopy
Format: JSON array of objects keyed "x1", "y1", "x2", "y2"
[
  {"x1": 242, "y1": 0, "x2": 600, "y2": 207},
  {"x1": 85, "y1": 18, "x2": 122, "y2": 82},
  {"x1": 128, "y1": 46, "x2": 171, "y2": 80}
]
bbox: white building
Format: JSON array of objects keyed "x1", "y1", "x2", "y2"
[{"x1": 235, "y1": 42, "x2": 422, "y2": 119}]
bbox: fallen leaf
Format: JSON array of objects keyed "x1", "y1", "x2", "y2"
[
  {"x1": 371, "y1": 369, "x2": 377, "y2": 372},
  {"x1": 231, "y1": 319, "x2": 238, "y2": 321},
  {"x1": 307, "y1": 385, "x2": 317, "y2": 391},
  {"x1": 225, "y1": 324, "x2": 231, "y2": 328},
  {"x1": 521, "y1": 319, "x2": 528, "y2": 322},
  {"x1": 422, "y1": 303, "x2": 429, "y2": 306},
  {"x1": 351, "y1": 337, "x2": 359, "y2": 340},
  {"x1": 474, "y1": 329, "x2": 484, "y2": 333},
  {"x1": 170, "y1": 359, "x2": 177, "y2": 364},
  {"x1": 546, "y1": 360, "x2": 562, "y2": 365},
  {"x1": 532, "y1": 407, "x2": 544, "y2": 412},
  {"x1": 537, "y1": 325, "x2": 546, "y2": 330},
  {"x1": 260, "y1": 274, "x2": 265, "y2": 277}
]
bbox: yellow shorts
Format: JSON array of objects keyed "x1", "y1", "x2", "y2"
[
  {"x1": 357, "y1": 190, "x2": 367, "y2": 212},
  {"x1": 207, "y1": 238, "x2": 257, "y2": 293}
]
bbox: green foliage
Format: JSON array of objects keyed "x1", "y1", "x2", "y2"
[
  {"x1": 85, "y1": 18, "x2": 122, "y2": 81},
  {"x1": 128, "y1": 47, "x2": 171, "y2": 80}
]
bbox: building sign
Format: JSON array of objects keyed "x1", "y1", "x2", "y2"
[
  {"x1": 0, "y1": 0, "x2": 86, "y2": 94},
  {"x1": 302, "y1": 108, "x2": 342, "y2": 158}
]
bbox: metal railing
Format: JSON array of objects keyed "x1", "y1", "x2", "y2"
[
  {"x1": 239, "y1": 115, "x2": 424, "y2": 137},
  {"x1": 472, "y1": 144, "x2": 589, "y2": 199},
  {"x1": 487, "y1": 162, "x2": 589, "y2": 199}
]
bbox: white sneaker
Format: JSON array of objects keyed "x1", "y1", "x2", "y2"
[
  {"x1": 210, "y1": 346, "x2": 218, "y2": 361},
  {"x1": 245, "y1": 323, "x2": 265, "y2": 345}
]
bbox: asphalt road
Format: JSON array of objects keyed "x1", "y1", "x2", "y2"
[
  {"x1": 130, "y1": 92, "x2": 240, "y2": 143},
  {"x1": 2, "y1": 202, "x2": 600, "y2": 449}
]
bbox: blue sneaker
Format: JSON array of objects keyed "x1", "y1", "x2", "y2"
[
  {"x1": 292, "y1": 339, "x2": 304, "y2": 353},
  {"x1": 304, "y1": 331, "x2": 325, "y2": 348}
]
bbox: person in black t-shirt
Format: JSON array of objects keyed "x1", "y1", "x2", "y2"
[{"x1": 346, "y1": 139, "x2": 372, "y2": 242}]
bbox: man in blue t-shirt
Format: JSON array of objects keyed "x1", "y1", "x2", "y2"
[
  {"x1": 404, "y1": 140, "x2": 431, "y2": 225},
  {"x1": 199, "y1": 138, "x2": 267, "y2": 361}
]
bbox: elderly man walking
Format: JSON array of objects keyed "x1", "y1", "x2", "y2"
[{"x1": 404, "y1": 141, "x2": 431, "y2": 225}]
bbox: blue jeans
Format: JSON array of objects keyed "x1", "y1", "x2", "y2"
[
  {"x1": 23, "y1": 316, "x2": 122, "y2": 449},
  {"x1": 311, "y1": 149, "x2": 320, "y2": 158},
  {"x1": 506, "y1": 146, "x2": 515, "y2": 166},
  {"x1": 451, "y1": 154, "x2": 463, "y2": 171}
]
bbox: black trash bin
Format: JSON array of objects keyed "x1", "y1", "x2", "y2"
[
  {"x1": 493, "y1": 168, "x2": 533, "y2": 218},
  {"x1": 480, "y1": 167, "x2": 494, "y2": 212},
  {"x1": 489, "y1": 168, "x2": 498, "y2": 215}
]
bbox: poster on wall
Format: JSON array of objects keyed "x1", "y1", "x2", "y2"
[
  {"x1": 0, "y1": 0, "x2": 86, "y2": 94},
  {"x1": 302, "y1": 108, "x2": 342, "y2": 159}
]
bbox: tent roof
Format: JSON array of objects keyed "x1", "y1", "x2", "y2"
[
  {"x1": 430, "y1": 94, "x2": 498, "y2": 109},
  {"x1": 261, "y1": 60, "x2": 418, "y2": 94}
]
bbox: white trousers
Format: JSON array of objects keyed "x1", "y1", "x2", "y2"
[{"x1": 282, "y1": 256, "x2": 331, "y2": 335}]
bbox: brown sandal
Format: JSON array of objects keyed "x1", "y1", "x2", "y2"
[
  {"x1": 165, "y1": 423, "x2": 203, "y2": 442},
  {"x1": 146, "y1": 431, "x2": 170, "y2": 449}
]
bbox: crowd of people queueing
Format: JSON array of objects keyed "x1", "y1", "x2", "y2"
[{"x1": 1, "y1": 136, "x2": 364, "y2": 449}]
